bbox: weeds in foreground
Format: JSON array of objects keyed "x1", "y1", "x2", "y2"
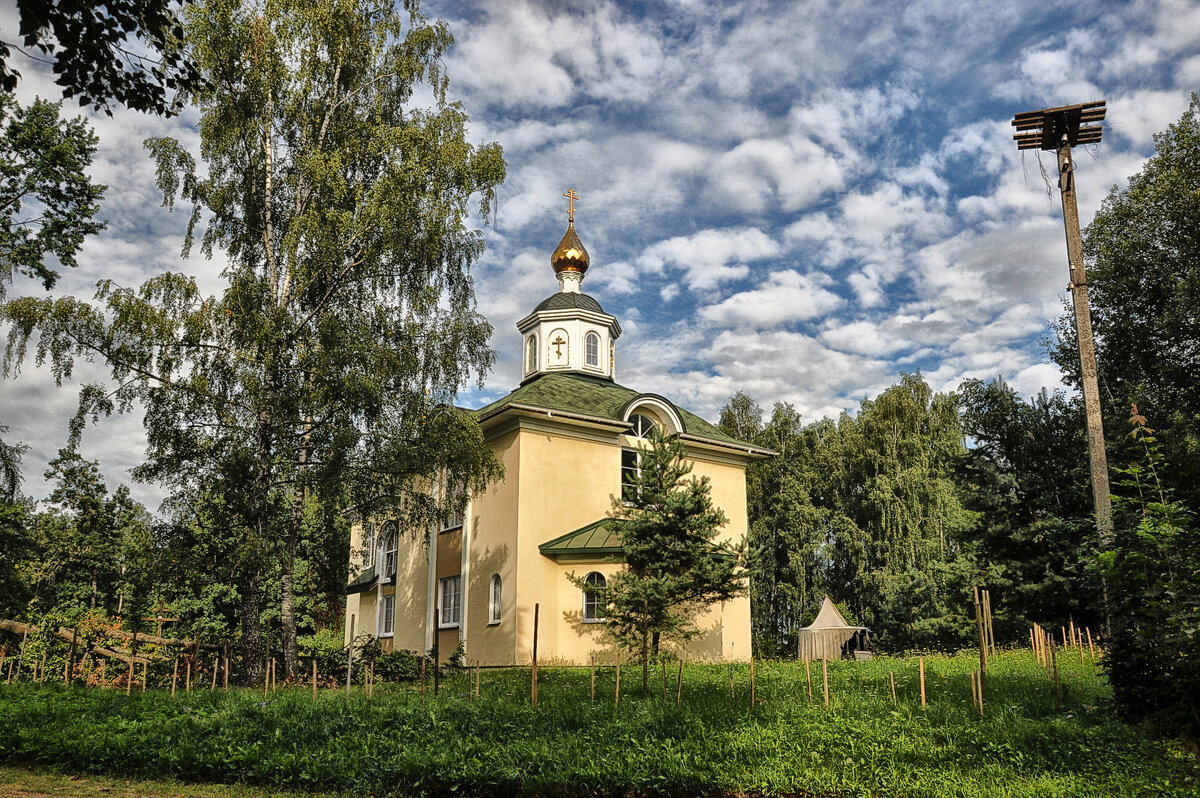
[{"x1": 0, "y1": 651, "x2": 1196, "y2": 797}]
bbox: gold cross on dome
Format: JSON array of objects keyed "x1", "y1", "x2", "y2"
[
  {"x1": 552, "y1": 335, "x2": 567, "y2": 357},
  {"x1": 563, "y1": 188, "x2": 580, "y2": 223}
]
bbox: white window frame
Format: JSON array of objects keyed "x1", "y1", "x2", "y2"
[
  {"x1": 488, "y1": 574, "x2": 502, "y2": 625},
  {"x1": 382, "y1": 523, "x2": 398, "y2": 578},
  {"x1": 585, "y1": 332, "x2": 600, "y2": 367},
  {"x1": 526, "y1": 334, "x2": 538, "y2": 373},
  {"x1": 583, "y1": 571, "x2": 607, "y2": 622},
  {"x1": 440, "y1": 475, "x2": 466, "y2": 532},
  {"x1": 439, "y1": 575, "x2": 462, "y2": 628},
  {"x1": 362, "y1": 526, "x2": 376, "y2": 568},
  {"x1": 380, "y1": 594, "x2": 395, "y2": 637},
  {"x1": 621, "y1": 447, "x2": 641, "y2": 502}
]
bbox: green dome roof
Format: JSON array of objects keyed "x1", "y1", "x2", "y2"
[{"x1": 533, "y1": 292, "x2": 606, "y2": 314}]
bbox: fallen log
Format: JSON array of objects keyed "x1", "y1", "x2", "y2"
[{"x1": 1, "y1": 619, "x2": 154, "y2": 664}]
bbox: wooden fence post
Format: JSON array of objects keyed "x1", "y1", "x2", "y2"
[
  {"x1": 919, "y1": 657, "x2": 926, "y2": 710},
  {"x1": 749, "y1": 657, "x2": 756, "y2": 709},
  {"x1": 171, "y1": 655, "x2": 179, "y2": 698},
  {"x1": 345, "y1": 614, "x2": 355, "y2": 694},
  {"x1": 14, "y1": 626, "x2": 28, "y2": 683},
  {"x1": 676, "y1": 660, "x2": 683, "y2": 707},
  {"x1": 822, "y1": 659, "x2": 829, "y2": 709},
  {"x1": 615, "y1": 660, "x2": 621, "y2": 707},
  {"x1": 805, "y1": 659, "x2": 812, "y2": 701},
  {"x1": 888, "y1": 671, "x2": 897, "y2": 705},
  {"x1": 531, "y1": 602, "x2": 539, "y2": 709},
  {"x1": 1051, "y1": 644, "x2": 1061, "y2": 708},
  {"x1": 974, "y1": 586, "x2": 987, "y2": 700}
]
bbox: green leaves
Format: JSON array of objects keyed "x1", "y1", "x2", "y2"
[
  {"x1": 598, "y1": 429, "x2": 744, "y2": 662},
  {"x1": 0, "y1": 95, "x2": 106, "y2": 297}
]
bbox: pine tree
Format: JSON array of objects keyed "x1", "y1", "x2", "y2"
[{"x1": 594, "y1": 429, "x2": 744, "y2": 694}]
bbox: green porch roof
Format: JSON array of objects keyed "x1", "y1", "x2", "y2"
[
  {"x1": 539, "y1": 519, "x2": 625, "y2": 559},
  {"x1": 345, "y1": 566, "x2": 377, "y2": 595},
  {"x1": 474, "y1": 372, "x2": 763, "y2": 452}
]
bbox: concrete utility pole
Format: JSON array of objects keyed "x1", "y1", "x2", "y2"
[{"x1": 1012, "y1": 101, "x2": 1114, "y2": 617}]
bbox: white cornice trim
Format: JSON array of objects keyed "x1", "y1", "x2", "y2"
[{"x1": 516, "y1": 307, "x2": 622, "y2": 337}]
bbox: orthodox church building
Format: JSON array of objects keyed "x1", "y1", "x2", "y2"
[{"x1": 344, "y1": 192, "x2": 769, "y2": 665}]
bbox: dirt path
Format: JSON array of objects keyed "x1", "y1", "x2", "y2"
[{"x1": 0, "y1": 766, "x2": 296, "y2": 798}]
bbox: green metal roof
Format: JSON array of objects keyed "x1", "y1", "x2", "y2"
[
  {"x1": 533, "y1": 292, "x2": 607, "y2": 314},
  {"x1": 474, "y1": 372, "x2": 763, "y2": 452},
  {"x1": 540, "y1": 519, "x2": 625, "y2": 559}
]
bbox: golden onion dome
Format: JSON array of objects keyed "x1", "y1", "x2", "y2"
[{"x1": 551, "y1": 221, "x2": 590, "y2": 275}]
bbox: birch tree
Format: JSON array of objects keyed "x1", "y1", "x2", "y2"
[{"x1": 2, "y1": 0, "x2": 505, "y2": 683}]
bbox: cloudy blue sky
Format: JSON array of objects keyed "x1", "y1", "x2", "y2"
[{"x1": 2, "y1": 0, "x2": 1198, "y2": 509}]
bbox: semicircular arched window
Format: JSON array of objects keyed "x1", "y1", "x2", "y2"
[{"x1": 628, "y1": 413, "x2": 658, "y2": 438}]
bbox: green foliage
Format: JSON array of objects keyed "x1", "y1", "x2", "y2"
[
  {"x1": 1053, "y1": 92, "x2": 1200, "y2": 514},
  {"x1": 592, "y1": 429, "x2": 744, "y2": 679},
  {"x1": 0, "y1": 94, "x2": 105, "y2": 296},
  {"x1": 17, "y1": 449, "x2": 156, "y2": 617},
  {"x1": 0, "y1": 653, "x2": 1195, "y2": 797},
  {"x1": 1, "y1": 0, "x2": 506, "y2": 683},
  {"x1": 724, "y1": 373, "x2": 976, "y2": 655},
  {"x1": 1105, "y1": 408, "x2": 1200, "y2": 739},
  {"x1": 955, "y1": 378, "x2": 1101, "y2": 636},
  {"x1": 0, "y1": 0, "x2": 202, "y2": 115}
]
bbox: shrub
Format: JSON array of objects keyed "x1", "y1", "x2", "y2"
[{"x1": 1104, "y1": 408, "x2": 1200, "y2": 740}]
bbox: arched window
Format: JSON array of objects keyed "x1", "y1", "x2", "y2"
[
  {"x1": 583, "y1": 572, "x2": 607, "y2": 621},
  {"x1": 628, "y1": 413, "x2": 658, "y2": 438},
  {"x1": 585, "y1": 332, "x2": 600, "y2": 367},
  {"x1": 489, "y1": 574, "x2": 502, "y2": 624},
  {"x1": 526, "y1": 335, "x2": 538, "y2": 373}
]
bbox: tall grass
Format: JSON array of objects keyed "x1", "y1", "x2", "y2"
[{"x1": 0, "y1": 651, "x2": 1195, "y2": 797}]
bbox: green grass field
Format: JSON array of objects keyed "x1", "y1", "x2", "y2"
[{"x1": 0, "y1": 650, "x2": 1196, "y2": 797}]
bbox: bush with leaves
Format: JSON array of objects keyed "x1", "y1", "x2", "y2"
[{"x1": 1104, "y1": 406, "x2": 1200, "y2": 740}]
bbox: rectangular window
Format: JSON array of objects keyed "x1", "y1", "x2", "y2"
[
  {"x1": 586, "y1": 333, "x2": 599, "y2": 367},
  {"x1": 383, "y1": 533, "x2": 397, "y2": 579},
  {"x1": 621, "y1": 448, "x2": 640, "y2": 501},
  {"x1": 362, "y1": 527, "x2": 376, "y2": 567},
  {"x1": 441, "y1": 476, "x2": 467, "y2": 531},
  {"x1": 439, "y1": 576, "x2": 462, "y2": 628},
  {"x1": 381, "y1": 594, "x2": 395, "y2": 636},
  {"x1": 489, "y1": 574, "x2": 502, "y2": 624}
]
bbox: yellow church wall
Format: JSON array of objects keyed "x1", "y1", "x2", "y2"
[
  {"x1": 387, "y1": 525, "x2": 431, "y2": 654},
  {"x1": 686, "y1": 452, "x2": 753, "y2": 661},
  {"x1": 513, "y1": 420, "x2": 622, "y2": 664},
  {"x1": 464, "y1": 426, "x2": 521, "y2": 665},
  {"x1": 343, "y1": 410, "x2": 757, "y2": 666}
]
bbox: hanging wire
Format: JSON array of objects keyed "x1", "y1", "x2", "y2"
[{"x1": 1036, "y1": 150, "x2": 1055, "y2": 199}]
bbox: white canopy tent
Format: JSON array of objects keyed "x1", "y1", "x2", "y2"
[{"x1": 797, "y1": 595, "x2": 867, "y2": 661}]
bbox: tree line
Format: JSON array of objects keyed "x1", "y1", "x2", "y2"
[
  {"x1": 717, "y1": 373, "x2": 1099, "y2": 657},
  {"x1": 0, "y1": 0, "x2": 1196, "y2": 742},
  {"x1": 718, "y1": 94, "x2": 1200, "y2": 738}
]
